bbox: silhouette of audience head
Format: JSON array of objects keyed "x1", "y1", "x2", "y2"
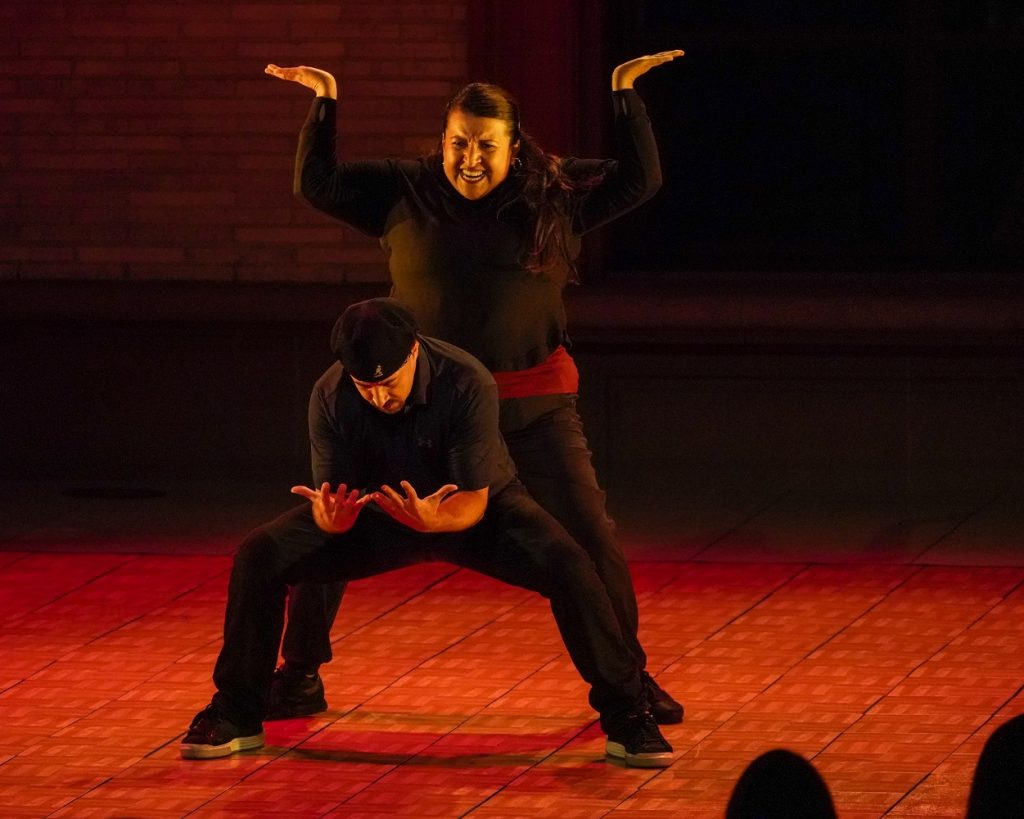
[
  {"x1": 726, "y1": 748, "x2": 836, "y2": 819},
  {"x1": 966, "y1": 714, "x2": 1024, "y2": 818}
]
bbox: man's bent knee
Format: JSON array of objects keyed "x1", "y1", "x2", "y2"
[
  {"x1": 541, "y1": 540, "x2": 603, "y2": 593},
  {"x1": 233, "y1": 530, "x2": 290, "y2": 580}
]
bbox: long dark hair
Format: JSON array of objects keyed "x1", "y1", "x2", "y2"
[{"x1": 437, "y1": 82, "x2": 599, "y2": 280}]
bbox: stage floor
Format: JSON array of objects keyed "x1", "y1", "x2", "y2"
[{"x1": 1, "y1": 471, "x2": 1023, "y2": 817}]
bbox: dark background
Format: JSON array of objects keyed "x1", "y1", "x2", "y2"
[{"x1": 602, "y1": 0, "x2": 1024, "y2": 276}]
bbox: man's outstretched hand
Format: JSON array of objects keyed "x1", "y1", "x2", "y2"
[
  {"x1": 291, "y1": 482, "x2": 369, "y2": 533},
  {"x1": 370, "y1": 481, "x2": 460, "y2": 532}
]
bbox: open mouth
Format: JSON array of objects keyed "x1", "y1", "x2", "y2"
[{"x1": 460, "y1": 170, "x2": 486, "y2": 183}]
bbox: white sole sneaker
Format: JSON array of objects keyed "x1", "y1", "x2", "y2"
[
  {"x1": 605, "y1": 739, "x2": 673, "y2": 768},
  {"x1": 180, "y1": 731, "x2": 265, "y2": 759}
]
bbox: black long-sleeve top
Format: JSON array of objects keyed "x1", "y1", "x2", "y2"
[{"x1": 295, "y1": 89, "x2": 662, "y2": 372}]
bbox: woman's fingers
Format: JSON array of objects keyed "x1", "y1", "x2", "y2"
[
  {"x1": 264, "y1": 64, "x2": 309, "y2": 84},
  {"x1": 265, "y1": 64, "x2": 293, "y2": 79},
  {"x1": 634, "y1": 50, "x2": 684, "y2": 69}
]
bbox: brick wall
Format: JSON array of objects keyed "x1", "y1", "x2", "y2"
[{"x1": 1, "y1": 1, "x2": 467, "y2": 284}]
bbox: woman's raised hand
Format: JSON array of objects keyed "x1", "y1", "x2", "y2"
[
  {"x1": 611, "y1": 50, "x2": 685, "y2": 91},
  {"x1": 265, "y1": 64, "x2": 338, "y2": 99}
]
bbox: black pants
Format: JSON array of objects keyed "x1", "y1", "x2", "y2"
[
  {"x1": 212, "y1": 481, "x2": 643, "y2": 730},
  {"x1": 282, "y1": 395, "x2": 647, "y2": 671}
]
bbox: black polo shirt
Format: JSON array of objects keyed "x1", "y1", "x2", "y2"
[{"x1": 308, "y1": 335, "x2": 516, "y2": 498}]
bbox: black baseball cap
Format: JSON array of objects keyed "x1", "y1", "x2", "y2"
[{"x1": 330, "y1": 298, "x2": 418, "y2": 382}]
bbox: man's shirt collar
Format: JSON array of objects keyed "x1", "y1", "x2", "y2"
[{"x1": 408, "y1": 336, "x2": 432, "y2": 407}]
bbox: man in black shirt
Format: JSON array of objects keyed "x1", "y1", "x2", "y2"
[{"x1": 181, "y1": 298, "x2": 673, "y2": 767}]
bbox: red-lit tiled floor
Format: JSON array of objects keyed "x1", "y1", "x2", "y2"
[{"x1": 1, "y1": 473, "x2": 1023, "y2": 817}]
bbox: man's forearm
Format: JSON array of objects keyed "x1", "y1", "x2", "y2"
[{"x1": 427, "y1": 491, "x2": 487, "y2": 532}]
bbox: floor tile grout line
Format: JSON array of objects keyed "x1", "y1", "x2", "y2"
[
  {"x1": 0, "y1": 554, "x2": 167, "y2": 708},
  {"x1": 655, "y1": 561, "x2": 813, "y2": 690},
  {"x1": 656, "y1": 562, "x2": 817, "y2": 763},
  {"x1": 906, "y1": 486, "x2": 1014, "y2": 564},
  {"x1": 674, "y1": 564, "x2": 925, "y2": 768},
  {"x1": 325, "y1": 565, "x2": 462, "y2": 645},
  {"x1": 881, "y1": 682, "x2": 1024, "y2": 819},
  {"x1": 254, "y1": 582, "x2": 571, "y2": 815},
  {"x1": 802, "y1": 565, "x2": 943, "y2": 763},
  {"x1": 461, "y1": 720, "x2": 620, "y2": 817},
  {"x1": 30, "y1": 565, "x2": 563, "y2": 816},
  {"x1": 9, "y1": 561, "x2": 448, "y2": 778},
  {"x1": 180, "y1": 742, "x2": 305, "y2": 818},
  {"x1": 653, "y1": 563, "x2": 946, "y2": 778},
  {"x1": 167, "y1": 567, "x2": 501, "y2": 815},
  {"x1": 688, "y1": 472, "x2": 811, "y2": 560},
  {"x1": 318, "y1": 558, "x2": 686, "y2": 812},
  {"x1": 881, "y1": 770, "x2": 935, "y2": 817},
  {"x1": 1, "y1": 562, "x2": 236, "y2": 786},
  {"x1": 878, "y1": 580, "x2": 1024, "y2": 817},
  {"x1": 803, "y1": 567, "x2": 1024, "y2": 811},
  {"x1": 43, "y1": 776, "x2": 115, "y2": 819},
  {"x1": 329, "y1": 567, "x2": 565, "y2": 710},
  {"x1": 5, "y1": 553, "x2": 141, "y2": 622}
]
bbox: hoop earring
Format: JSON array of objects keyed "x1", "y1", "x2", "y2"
[{"x1": 511, "y1": 157, "x2": 523, "y2": 171}]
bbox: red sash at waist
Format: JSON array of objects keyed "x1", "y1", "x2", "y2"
[{"x1": 491, "y1": 346, "x2": 580, "y2": 399}]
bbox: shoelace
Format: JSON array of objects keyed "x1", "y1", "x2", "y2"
[
  {"x1": 188, "y1": 706, "x2": 218, "y2": 732},
  {"x1": 632, "y1": 711, "x2": 666, "y2": 747}
]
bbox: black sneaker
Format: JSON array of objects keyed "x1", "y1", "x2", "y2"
[
  {"x1": 264, "y1": 665, "x2": 328, "y2": 720},
  {"x1": 605, "y1": 710, "x2": 674, "y2": 768},
  {"x1": 180, "y1": 704, "x2": 264, "y2": 759},
  {"x1": 643, "y1": 671, "x2": 684, "y2": 724}
]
